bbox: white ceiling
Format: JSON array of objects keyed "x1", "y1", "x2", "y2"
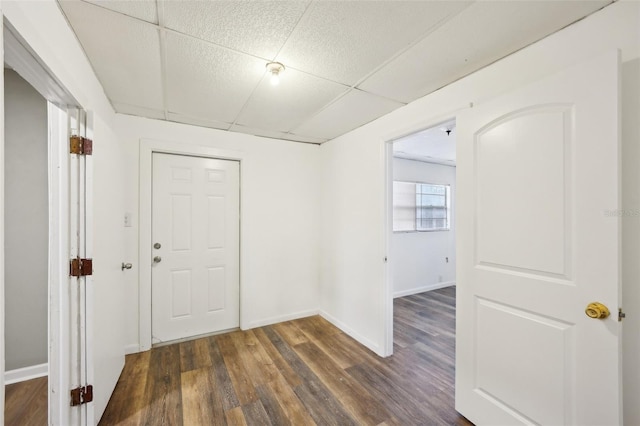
[
  {"x1": 393, "y1": 119, "x2": 456, "y2": 166},
  {"x1": 57, "y1": 0, "x2": 611, "y2": 145}
]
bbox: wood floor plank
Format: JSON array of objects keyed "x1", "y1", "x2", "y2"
[
  {"x1": 253, "y1": 327, "x2": 302, "y2": 388},
  {"x1": 255, "y1": 383, "x2": 291, "y2": 426},
  {"x1": 181, "y1": 368, "x2": 224, "y2": 426},
  {"x1": 99, "y1": 286, "x2": 473, "y2": 426},
  {"x1": 207, "y1": 336, "x2": 241, "y2": 411},
  {"x1": 140, "y1": 344, "x2": 183, "y2": 426},
  {"x1": 262, "y1": 326, "x2": 358, "y2": 425},
  {"x1": 5, "y1": 376, "x2": 47, "y2": 426},
  {"x1": 240, "y1": 400, "x2": 272, "y2": 426},
  {"x1": 266, "y1": 375, "x2": 317, "y2": 426},
  {"x1": 99, "y1": 350, "x2": 151, "y2": 425},
  {"x1": 294, "y1": 380, "x2": 358, "y2": 426},
  {"x1": 224, "y1": 407, "x2": 247, "y2": 426},
  {"x1": 293, "y1": 341, "x2": 391, "y2": 425},
  {"x1": 232, "y1": 330, "x2": 280, "y2": 385},
  {"x1": 272, "y1": 321, "x2": 308, "y2": 346},
  {"x1": 295, "y1": 318, "x2": 359, "y2": 369},
  {"x1": 215, "y1": 333, "x2": 258, "y2": 405}
]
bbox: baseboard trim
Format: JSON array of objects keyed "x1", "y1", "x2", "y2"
[
  {"x1": 124, "y1": 344, "x2": 140, "y2": 355},
  {"x1": 393, "y1": 281, "x2": 456, "y2": 298},
  {"x1": 5, "y1": 363, "x2": 48, "y2": 385},
  {"x1": 245, "y1": 309, "x2": 319, "y2": 329},
  {"x1": 319, "y1": 310, "x2": 382, "y2": 357}
]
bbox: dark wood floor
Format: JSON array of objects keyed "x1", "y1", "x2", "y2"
[
  {"x1": 100, "y1": 286, "x2": 471, "y2": 425},
  {"x1": 5, "y1": 376, "x2": 47, "y2": 425}
]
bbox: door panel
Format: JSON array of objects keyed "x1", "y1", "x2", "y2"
[
  {"x1": 456, "y1": 51, "x2": 621, "y2": 425},
  {"x1": 152, "y1": 153, "x2": 240, "y2": 343}
]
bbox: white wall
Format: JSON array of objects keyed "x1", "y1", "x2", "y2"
[
  {"x1": 319, "y1": 1, "x2": 640, "y2": 360},
  {"x1": 621, "y1": 57, "x2": 640, "y2": 426},
  {"x1": 392, "y1": 159, "x2": 455, "y2": 298},
  {"x1": 3, "y1": 1, "x2": 127, "y2": 420},
  {"x1": 116, "y1": 114, "x2": 321, "y2": 352},
  {"x1": 4, "y1": 69, "x2": 48, "y2": 371}
]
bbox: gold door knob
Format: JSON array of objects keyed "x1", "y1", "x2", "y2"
[{"x1": 585, "y1": 302, "x2": 610, "y2": 319}]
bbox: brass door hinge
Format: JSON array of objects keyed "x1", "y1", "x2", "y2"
[
  {"x1": 70, "y1": 258, "x2": 93, "y2": 277},
  {"x1": 70, "y1": 136, "x2": 93, "y2": 155},
  {"x1": 70, "y1": 385, "x2": 93, "y2": 406}
]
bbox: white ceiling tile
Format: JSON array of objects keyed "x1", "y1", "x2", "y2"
[
  {"x1": 359, "y1": 0, "x2": 611, "y2": 103},
  {"x1": 235, "y1": 68, "x2": 348, "y2": 133},
  {"x1": 229, "y1": 124, "x2": 288, "y2": 140},
  {"x1": 166, "y1": 112, "x2": 231, "y2": 131},
  {"x1": 276, "y1": 1, "x2": 472, "y2": 86},
  {"x1": 80, "y1": 0, "x2": 158, "y2": 24},
  {"x1": 292, "y1": 89, "x2": 403, "y2": 140},
  {"x1": 163, "y1": 1, "x2": 309, "y2": 59},
  {"x1": 165, "y1": 32, "x2": 266, "y2": 124},
  {"x1": 59, "y1": 1, "x2": 164, "y2": 110},
  {"x1": 113, "y1": 102, "x2": 165, "y2": 120}
]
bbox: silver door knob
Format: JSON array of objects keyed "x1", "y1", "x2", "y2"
[
  {"x1": 154, "y1": 242, "x2": 161, "y2": 249},
  {"x1": 153, "y1": 256, "x2": 162, "y2": 263}
]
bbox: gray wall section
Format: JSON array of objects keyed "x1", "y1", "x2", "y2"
[
  {"x1": 4, "y1": 69, "x2": 48, "y2": 371},
  {"x1": 622, "y1": 57, "x2": 640, "y2": 426}
]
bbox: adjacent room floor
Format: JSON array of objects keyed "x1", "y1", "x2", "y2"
[
  {"x1": 100, "y1": 286, "x2": 470, "y2": 425},
  {"x1": 5, "y1": 376, "x2": 47, "y2": 425}
]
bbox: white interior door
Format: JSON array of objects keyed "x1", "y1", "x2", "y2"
[
  {"x1": 152, "y1": 153, "x2": 240, "y2": 344},
  {"x1": 456, "y1": 51, "x2": 621, "y2": 426}
]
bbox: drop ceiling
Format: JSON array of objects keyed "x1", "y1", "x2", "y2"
[{"x1": 57, "y1": 0, "x2": 611, "y2": 144}]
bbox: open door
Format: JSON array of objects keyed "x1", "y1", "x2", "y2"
[{"x1": 456, "y1": 50, "x2": 621, "y2": 425}]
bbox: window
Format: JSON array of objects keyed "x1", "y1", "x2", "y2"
[{"x1": 393, "y1": 181, "x2": 450, "y2": 232}]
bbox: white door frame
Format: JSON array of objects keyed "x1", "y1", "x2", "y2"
[
  {"x1": 380, "y1": 107, "x2": 468, "y2": 357},
  {"x1": 138, "y1": 139, "x2": 246, "y2": 351},
  {"x1": 2, "y1": 17, "x2": 82, "y2": 426}
]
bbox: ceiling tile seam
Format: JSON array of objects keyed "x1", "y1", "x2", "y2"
[
  {"x1": 164, "y1": 116, "x2": 231, "y2": 132},
  {"x1": 76, "y1": 0, "x2": 159, "y2": 27},
  {"x1": 284, "y1": 86, "x2": 406, "y2": 140},
  {"x1": 78, "y1": 0, "x2": 158, "y2": 25},
  {"x1": 350, "y1": 1, "x2": 476, "y2": 95},
  {"x1": 228, "y1": 72, "x2": 271, "y2": 129},
  {"x1": 165, "y1": 110, "x2": 232, "y2": 130},
  {"x1": 156, "y1": 0, "x2": 169, "y2": 121},
  {"x1": 269, "y1": 0, "x2": 314, "y2": 61},
  {"x1": 262, "y1": 136, "x2": 322, "y2": 146},
  {"x1": 161, "y1": 27, "x2": 275, "y2": 63},
  {"x1": 281, "y1": 87, "x2": 356, "y2": 136},
  {"x1": 55, "y1": 1, "x2": 118, "y2": 114}
]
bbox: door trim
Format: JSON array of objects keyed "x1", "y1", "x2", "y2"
[{"x1": 138, "y1": 138, "x2": 246, "y2": 351}]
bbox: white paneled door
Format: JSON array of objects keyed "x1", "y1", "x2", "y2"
[
  {"x1": 151, "y1": 153, "x2": 240, "y2": 343},
  {"x1": 456, "y1": 51, "x2": 621, "y2": 425}
]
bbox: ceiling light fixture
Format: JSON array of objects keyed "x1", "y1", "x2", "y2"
[{"x1": 266, "y1": 62, "x2": 285, "y2": 86}]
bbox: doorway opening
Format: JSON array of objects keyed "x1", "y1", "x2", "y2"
[
  {"x1": 387, "y1": 118, "x2": 457, "y2": 350},
  {"x1": 3, "y1": 66, "x2": 50, "y2": 425},
  {"x1": 3, "y1": 18, "x2": 85, "y2": 425}
]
